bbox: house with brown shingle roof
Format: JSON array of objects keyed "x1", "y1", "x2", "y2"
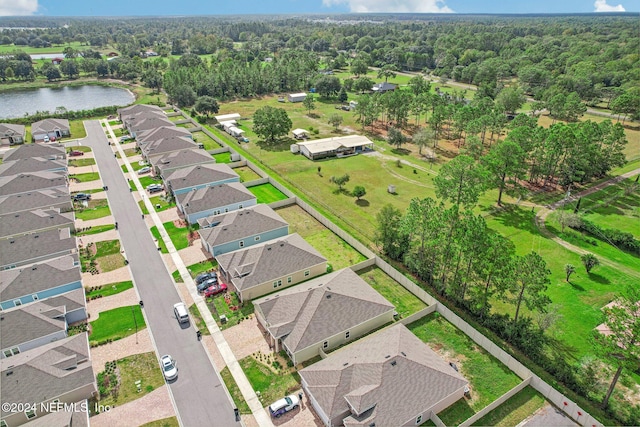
[
  {"x1": 216, "y1": 233, "x2": 327, "y2": 302},
  {"x1": 0, "y1": 123, "x2": 26, "y2": 146},
  {"x1": 254, "y1": 268, "x2": 395, "y2": 365},
  {"x1": 0, "y1": 333, "x2": 96, "y2": 426},
  {"x1": 299, "y1": 323, "x2": 468, "y2": 427}
]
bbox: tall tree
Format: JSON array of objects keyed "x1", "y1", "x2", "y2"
[
  {"x1": 377, "y1": 64, "x2": 398, "y2": 82},
  {"x1": 252, "y1": 106, "x2": 292, "y2": 144},
  {"x1": 482, "y1": 140, "x2": 527, "y2": 205},
  {"x1": 581, "y1": 253, "x2": 600, "y2": 273},
  {"x1": 330, "y1": 174, "x2": 350, "y2": 191},
  {"x1": 328, "y1": 113, "x2": 343, "y2": 131},
  {"x1": 510, "y1": 252, "x2": 552, "y2": 322},
  {"x1": 350, "y1": 59, "x2": 368, "y2": 77},
  {"x1": 303, "y1": 94, "x2": 315, "y2": 115},
  {"x1": 434, "y1": 155, "x2": 487, "y2": 208},
  {"x1": 592, "y1": 286, "x2": 640, "y2": 408},
  {"x1": 375, "y1": 204, "x2": 408, "y2": 260},
  {"x1": 495, "y1": 86, "x2": 526, "y2": 115},
  {"x1": 413, "y1": 127, "x2": 436, "y2": 156},
  {"x1": 387, "y1": 127, "x2": 407, "y2": 150},
  {"x1": 194, "y1": 96, "x2": 219, "y2": 117}
]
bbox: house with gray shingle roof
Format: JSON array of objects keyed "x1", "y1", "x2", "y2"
[
  {"x1": 176, "y1": 182, "x2": 257, "y2": 224},
  {"x1": 0, "y1": 208, "x2": 75, "y2": 240},
  {"x1": 0, "y1": 188, "x2": 72, "y2": 216},
  {"x1": 20, "y1": 406, "x2": 89, "y2": 427},
  {"x1": 0, "y1": 288, "x2": 86, "y2": 359},
  {"x1": 2, "y1": 143, "x2": 66, "y2": 162},
  {"x1": 0, "y1": 157, "x2": 67, "y2": 178},
  {"x1": 149, "y1": 149, "x2": 216, "y2": 175},
  {"x1": 117, "y1": 104, "x2": 164, "y2": 121},
  {"x1": 31, "y1": 119, "x2": 70, "y2": 142},
  {"x1": 0, "y1": 333, "x2": 96, "y2": 426},
  {"x1": 126, "y1": 114, "x2": 173, "y2": 138},
  {"x1": 0, "y1": 255, "x2": 81, "y2": 310},
  {"x1": 0, "y1": 227, "x2": 76, "y2": 270},
  {"x1": 141, "y1": 136, "x2": 198, "y2": 161},
  {"x1": 198, "y1": 204, "x2": 289, "y2": 257},
  {"x1": 164, "y1": 163, "x2": 240, "y2": 196},
  {"x1": 0, "y1": 123, "x2": 26, "y2": 146},
  {"x1": 254, "y1": 268, "x2": 395, "y2": 365},
  {"x1": 136, "y1": 125, "x2": 191, "y2": 148},
  {"x1": 300, "y1": 323, "x2": 468, "y2": 427},
  {"x1": 216, "y1": 233, "x2": 327, "y2": 302},
  {"x1": 0, "y1": 171, "x2": 67, "y2": 197}
]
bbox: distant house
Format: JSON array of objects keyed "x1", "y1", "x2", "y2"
[
  {"x1": 0, "y1": 157, "x2": 67, "y2": 178},
  {"x1": 0, "y1": 334, "x2": 96, "y2": 426},
  {"x1": 0, "y1": 171, "x2": 68, "y2": 198},
  {"x1": 176, "y1": 182, "x2": 257, "y2": 224},
  {"x1": 136, "y1": 126, "x2": 192, "y2": 148},
  {"x1": 296, "y1": 135, "x2": 374, "y2": 160},
  {"x1": 51, "y1": 57, "x2": 64, "y2": 65},
  {"x1": 141, "y1": 136, "x2": 198, "y2": 161},
  {"x1": 2, "y1": 142, "x2": 66, "y2": 162},
  {"x1": 149, "y1": 148, "x2": 216, "y2": 176},
  {"x1": 127, "y1": 115, "x2": 174, "y2": 138},
  {"x1": 288, "y1": 93, "x2": 307, "y2": 103},
  {"x1": 0, "y1": 227, "x2": 77, "y2": 270},
  {"x1": 0, "y1": 255, "x2": 81, "y2": 310},
  {"x1": 292, "y1": 128, "x2": 309, "y2": 140},
  {"x1": 216, "y1": 233, "x2": 327, "y2": 302},
  {"x1": 372, "y1": 82, "x2": 397, "y2": 93},
  {"x1": 0, "y1": 123, "x2": 26, "y2": 146},
  {"x1": 1, "y1": 288, "x2": 86, "y2": 359},
  {"x1": 299, "y1": 324, "x2": 469, "y2": 427},
  {"x1": 0, "y1": 188, "x2": 73, "y2": 216},
  {"x1": 214, "y1": 113, "x2": 241, "y2": 123},
  {"x1": 163, "y1": 163, "x2": 239, "y2": 197},
  {"x1": 31, "y1": 119, "x2": 70, "y2": 142},
  {"x1": 0, "y1": 208, "x2": 75, "y2": 240},
  {"x1": 117, "y1": 104, "x2": 163, "y2": 122},
  {"x1": 107, "y1": 52, "x2": 119, "y2": 57},
  {"x1": 198, "y1": 204, "x2": 289, "y2": 257},
  {"x1": 254, "y1": 268, "x2": 395, "y2": 365}
]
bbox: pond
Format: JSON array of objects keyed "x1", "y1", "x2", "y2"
[{"x1": 0, "y1": 85, "x2": 135, "y2": 119}]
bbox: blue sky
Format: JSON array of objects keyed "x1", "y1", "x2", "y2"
[{"x1": 0, "y1": 0, "x2": 633, "y2": 16}]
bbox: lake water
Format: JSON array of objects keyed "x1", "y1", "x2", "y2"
[
  {"x1": 30, "y1": 53, "x2": 64, "y2": 60},
  {"x1": 0, "y1": 85, "x2": 135, "y2": 119}
]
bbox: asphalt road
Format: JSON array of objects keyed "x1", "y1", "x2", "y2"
[{"x1": 83, "y1": 121, "x2": 237, "y2": 427}]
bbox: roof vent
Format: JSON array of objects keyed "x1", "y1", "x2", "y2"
[
  {"x1": 280, "y1": 243, "x2": 284, "y2": 247},
  {"x1": 390, "y1": 360, "x2": 397, "y2": 366},
  {"x1": 267, "y1": 247, "x2": 271, "y2": 251},
  {"x1": 343, "y1": 362, "x2": 349, "y2": 367},
  {"x1": 32, "y1": 267, "x2": 37, "y2": 270},
  {"x1": 326, "y1": 294, "x2": 332, "y2": 299},
  {"x1": 385, "y1": 355, "x2": 391, "y2": 359},
  {"x1": 9, "y1": 240, "x2": 15, "y2": 244},
  {"x1": 14, "y1": 214, "x2": 19, "y2": 217},
  {"x1": 401, "y1": 351, "x2": 406, "y2": 356},
  {"x1": 34, "y1": 235, "x2": 39, "y2": 238}
]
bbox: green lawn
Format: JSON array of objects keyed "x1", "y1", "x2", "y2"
[
  {"x1": 123, "y1": 160, "x2": 149, "y2": 172},
  {"x1": 117, "y1": 148, "x2": 138, "y2": 158},
  {"x1": 150, "y1": 221, "x2": 191, "y2": 253},
  {"x1": 89, "y1": 305, "x2": 146, "y2": 345},
  {"x1": 213, "y1": 152, "x2": 232, "y2": 163},
  {"x1": 138, "y1": 195, "x2": 175, "y2": 215},
  {"x1": 172, "y1": 260, "x2": 218, "y2": 283},
  {"x1": 67, "y1": 145, "x2": 92, "y2": 153},
  {"x1": 95, "y1": 239, "x2": 121, "y2": 257},
  {"x1": 221, "y1": 367, "x2": 251, "y2": 414},
  {"x1": 358, "y1": 266, "x2": 427, "y2": 318},
  {"x1": 275, "y1": 204, "x2": 367, "y2": 270},
  {"x1": 75, "y1": 224, "x2": 115, "y2": 236},
  {"x1": 188, "y1": 304, "x2": 211, "y2": 336},
  {"x1": 234, "y1": 166, "x2": 261, "y2": 182},
  {"x1": 408, "y1": 313, "x2": 521, "y2": 426},
  {"x1": 137, "y1": 175, "x2": 162, "y2": 189},
  {"x1": 86, "y1": 281, "x2": 134, "y2": 299},
  {"x1": 75, "y1": 199, "x2": 112, "y2": 221},
  {"x1": 140, "y1": 417, "x2": 179, "y2": 427},
  {"x1": 68, "y1": 158, "x2": 96, "y2": 167},
  {"x1": 191, "y1": 131, "x2": 219, "y2": 150},
  {"x1": 69, "y1": 119, "x2": 87, "y2": 139},
  {"x1": 472, "y1": 386, "x2": 546, "y2": 427},
  {"x1": 71, "y1": 172, "x2": 100, "y2": 183},
  {"x1": 208, "y1": 293, "x2": 254, "y2": 330},
  {"x1": 247, "y1": 183, "x2": 288, "y2": 203},
  {"x1": 0, "y1": 42, "x2": 85, "y2": 54},
  {"x1": 239, "y1": 356, "x2": 300, "y2": 406}
]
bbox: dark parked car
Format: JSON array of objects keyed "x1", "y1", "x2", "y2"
[
  {"x1": 197, "y1": 277, "x2": 218, "y2": 293},
  {"x1": 195, "y1": 272, "x2": 216, "y2": 285},
  {"x1": 147, "y1": 183, "x2": 163, "y2": 193},
  {"x1": 203, "y1": 283, "x2": 227, "y2": 298},
  {"x1": 72, "y1": 193, "x2": 91, "y2": 201},
  {"x1": 69, "y1": 150, "x2": 85, "y2": 157}
]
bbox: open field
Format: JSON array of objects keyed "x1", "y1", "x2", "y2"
[{"x1": 0, "y1": 42, "x2": 85, "y2": 54}]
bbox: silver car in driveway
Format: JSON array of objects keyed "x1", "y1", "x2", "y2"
[{"x1": 161, "y1": 355, "x2": 178, "y2": 381}]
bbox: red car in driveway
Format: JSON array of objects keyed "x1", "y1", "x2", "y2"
[
  {"x1": 69, "y1": 150, "x2": 85, "y2": 156},
  {"x1": 203, "y1": 283, "x2": 227, "y2": 298}
]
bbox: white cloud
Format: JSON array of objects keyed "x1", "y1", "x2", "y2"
[
  {"x1": 322, "y1": 0, "x2": 454, "y2": 13},
  {"x1": 594, "y1": 0, "x2": 625, "y2": 12},
  {"x1": 0, "y1": 0, "x2": 39, "y2": 16}
]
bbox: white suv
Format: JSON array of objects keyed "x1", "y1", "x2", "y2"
[{"x1": 173, "y1": 302, "x2": 189, "y2": 324}]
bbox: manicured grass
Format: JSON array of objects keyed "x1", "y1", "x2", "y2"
[
  {"x1": 188, "y1": 303, "x2": 211, "y2": 336},
  {"x1": 408, "y1": 313, "x2": 521, "y2": 426},
  {"x1": 67, "y1": 145, "x2": 92, "y2": 153},
  {"x1": 95, "y1": 239, "x2": 121, "y2": 257},
  {"x1": 213, "y1": 152, "x2": 232, "y2": 163},
  {"x1": 471, "y1": 386, "x2": 546, "y2": 427},
  {"x1": 0, "y1": 41, "x2": 84, "y2": 54},
  {"x1": 221, "y1": 367, "x2": 252, "y2": 414},
  {"x1": 191, "y1": 131, "x2": 219, "y2": 150},
  {"x1": 234, "y1": 165, "x2": 261, "y2": 182},
  {"x1": 71, "y1": 172, "x2": 100, "y2": 182},
  {"x1": 69, "y1": 119, "x2": 87, "y2": 139},
  {"x1": 68, "y1": 158, "x2": 96, "y2": 167},
  {"x1": 275, "y1": 204, "x2": 367, "y2": 270},
  {"x1": 137, "y1": 175, "x2": 162, "y2": 189},
  {"x1": 239, "y1": 356, "x2": 300, "y2": 406},
  {"x1": 138, "y1": 195, "x2": 175, "y2": 215},
  {"x1": 208, "y1": 292, "x2": 254, "y2": 330},
  {"x1": 140, "y1": 417, "x2": 179, "y2": 427},
  {"x1": 95, "y1": 352, "x2": 163, "y2": 410},
  {"x1": 89, "y1": 305, "x2": 146, "y2": 345},
  {"x1": 247, "y1": 183, "x2": 288, "y2": 203},
  {"x1": 150, "y1": 221, "x2": 191, "y2": 253},
  {"x1": 116, "y1": 148, "x2": 138, "y2": 158},
  {"x1": 487, "y1": 206, "x2": 636, "y2": 357},
  {"x1": 123, "y1": 159, "x2": 149, "y2": 172},
  {"x1": 75, "y1": 224, "x2": 115, "y2": 236},
  {"x1": 86, "y1": 281, "x2": 133, "y2": 299},
  {"x1": 172, "y1": 260, "x2": 218, "y2": 283},
  {"x1": 75, "y1": 199, "x2": 112, "y2": 221},
  {"x1": 357, "y1": 266, "x2": 427, "y2": 318}
]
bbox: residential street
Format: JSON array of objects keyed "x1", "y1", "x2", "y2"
[{"x1": 81, "y1": 121, "x2": 238, "y2": 427}]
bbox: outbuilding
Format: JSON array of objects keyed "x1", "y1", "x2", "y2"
[
  {"x1": 292, "y1": 129, "x2": 309, "y2": 140},
  {"x1": 288, "y1": 93, "x2": 307, "y2": 103}
]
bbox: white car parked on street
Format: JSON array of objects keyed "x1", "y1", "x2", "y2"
[{"x1": 160, "y1": 355, "x2": 178, "y2": 381}]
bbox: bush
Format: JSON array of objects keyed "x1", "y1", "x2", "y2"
[{"x1": 571, "y1": 219, "x2": 640, "y2": 254}]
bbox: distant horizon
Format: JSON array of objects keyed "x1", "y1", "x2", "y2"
[{"x1": 0, "y1": 0, "x2": 635, "y2": 17}]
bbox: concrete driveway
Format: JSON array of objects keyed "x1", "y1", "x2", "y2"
[{"x1": 82, "y1": 121, "x2": 238, "y2": 426}]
